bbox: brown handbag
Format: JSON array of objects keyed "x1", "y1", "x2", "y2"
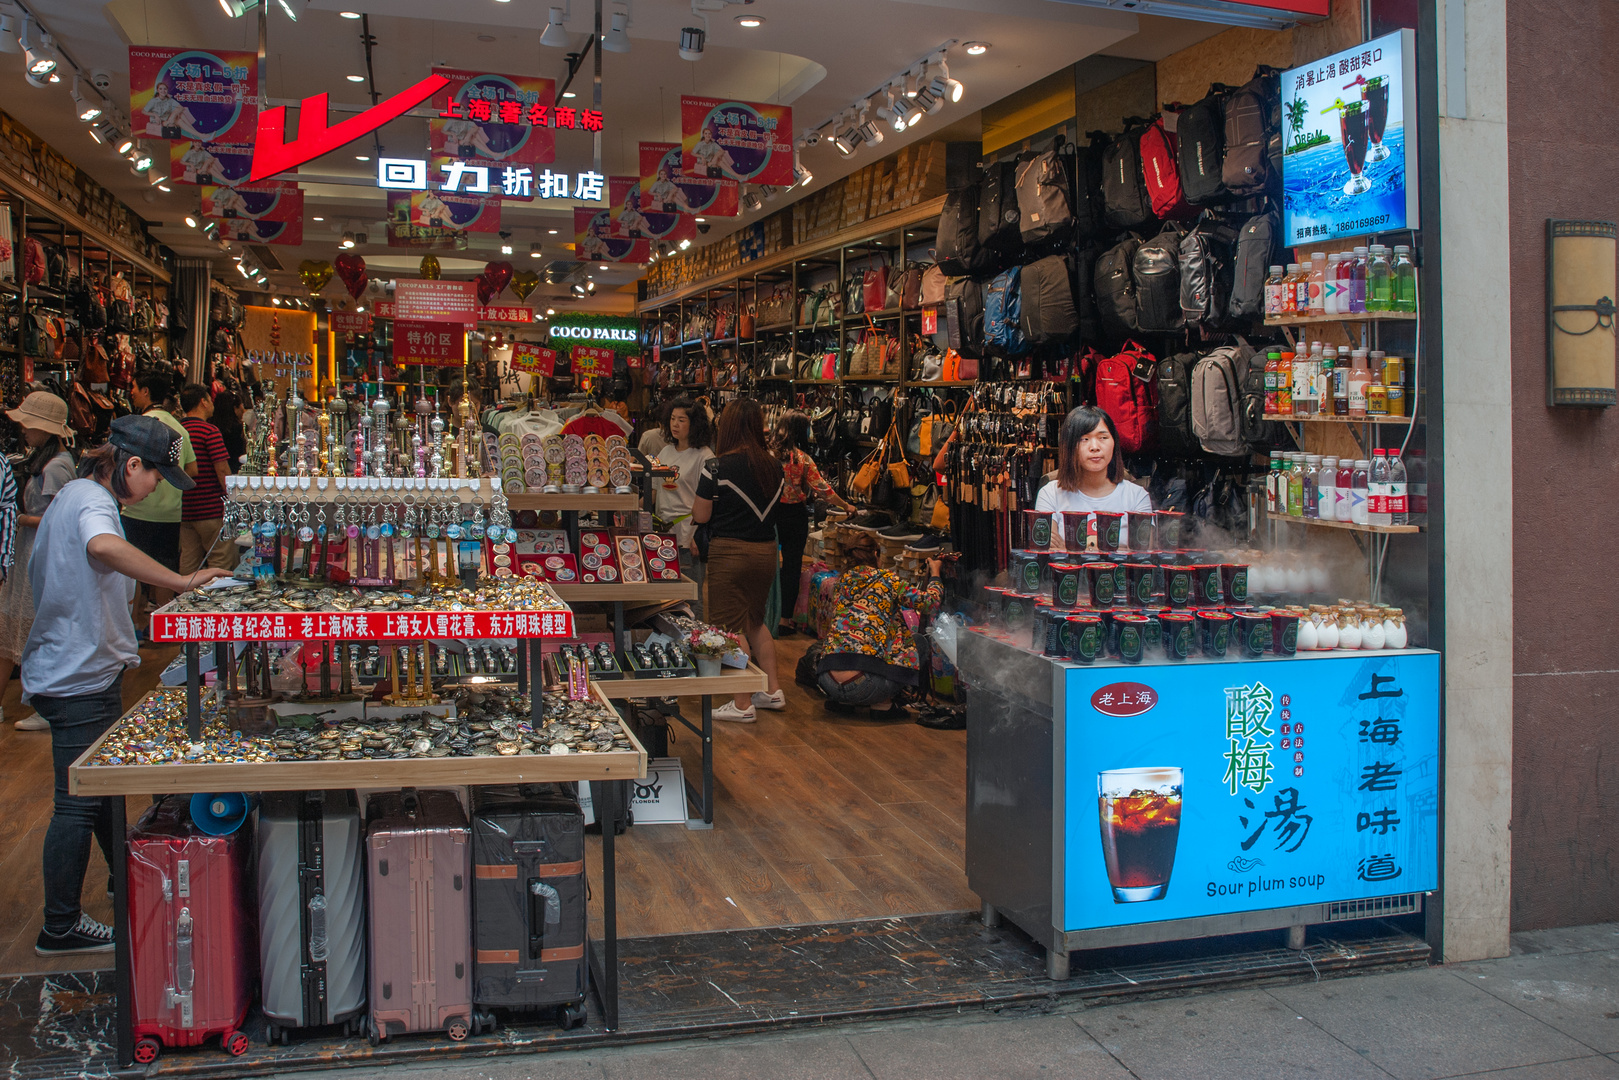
[
  {"x1": 862, "y1": 259, "x2": 888, "y2": 313},
  {"x1": 738, "y1": 305, "x2": 755, "y2": 340},
  {"x1": 900, "y1": 266, "x2": 926, "y2": 309}
]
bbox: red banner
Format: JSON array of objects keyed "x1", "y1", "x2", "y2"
[
  {"x1": 152, "y1": 607, "x2": 574, "y2": 642},
  {"x1": 202, "y1": 181, "x2": 302, "y2": 223},
  {"x1": 394, "y1": 280, "x2": 478, "y2": 325},
  {"x1": 679, "y1": 96, "x2": 793, "y2": 186},
  {"x1": 211, "y1": 217, "x2": 303, "y2": 245},
  {"x1": 129, "y1": 47, "x2": 257, "y2": 144},
  {"x1": 571, "y1": 345, "x2": 616, "y2": 377},
  {"x1": 395, "y1": 320, "x2": 465, "y2": 366},
  {"x1": 429, "y1": 67, "x2": 559, "y2": 166},
  {"x1": 512, "y1": 343, "x2": 557, "y2": 376},
  {"x1": 373, "y1": 300, "x2": 532, "y2": 323},
  {"x1": 608, "y1": 175, "x2": 695, "y2": 244},
  {"x1": 640, "y1": 142, "x2": 739, "y2": 217},
  {"x1": 330, "y1": 310, "x2": 372, "y2": 334},
  {"x1": 575, "y1": 208, "x2": 648, "y2": 264}
]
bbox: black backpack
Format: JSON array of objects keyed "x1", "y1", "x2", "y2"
[
  {"x1": 1155, "y1": 351, "x2": 1199, "y2": 454},
  {"x1": 936, "y1": 183, "x2": 982, "y2": 277},
  {"x1": 1103, "y1": 121, "x2": 1155, "y2": 230},
  {"x1": 1072, "y1": 133, "x2": 1109, "y2": 238},
  {"x1": 1094, "y1": 235, "x2": 1140, "y2": 338},
  {"x1": 1228, "y1": 210, "x2": 1278, "y2": 321},
  {"x1": 1017, "y1": 254, "x2": 1079, "y2": 345},
  {"x1": 977, "y1": 158, "x2": 1023, "y2": 259},
  {"x1": 945, "y1": 278, "x2": 985, "y2": 359},
  {"x1": 1072, "y1": 240, "x2": 1102, "y2": 343},
  {"x1": 1222, "y1": 68, "x2": 1283, "y2": 197},
  {"x1": 1178, "y1": 215, "x2": 1237, "y2": 328},
  {"x1": 1015, "y1": 148, "x2": 1073, "y2": 246},
  {"x1": 1177, "y1": 88, "x2": 1230, "y2": 205},
  {"x1": 1132, "y1": 222, "x2": 1188, "y2": 333}
]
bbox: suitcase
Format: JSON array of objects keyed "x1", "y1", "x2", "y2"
[
  {"x1": 127, "y1": 796, "x2": 256, "y2": 1063},
  {"x1": 472, "y1": 785, "x2": 590, "y2": 1029},
  {"x1": 364, "y1": 788, "x2": 479, "y2": 1044},
  {"x1": 257, "y1": 790, "x2": 367, "y2": 1044}
]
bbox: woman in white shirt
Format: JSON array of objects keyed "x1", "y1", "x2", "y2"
[
  {"x1": 653, "y1": 398, "x2": 716, "y2": 616},
  {"x1": 1034, "y1": 406, "x2": 1153, "y2": 551}
]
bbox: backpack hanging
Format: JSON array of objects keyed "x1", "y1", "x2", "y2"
[
  {"x1": 1155, "y1": 351, "x2": 1199, "y2": 455},
  {"x1": 1093, "y1": 342, "x2": 1158, "y2": 453},
  {"x1": 1018, "y1": 254, "x2": 1079, "y2": 345},
  {"x1": 1103, "y1": 121, "x2": 1156, "y2": 230},
  {"x1": 1178, "y1": 215, "x2": 1237, "y2": 328},
  {"x1": 1191, "y1": 344, "x2": 1258, "y2": 456},
  {"x1": 1015, "y1": 148, "x2": 1073, "y2": 246},
  {"x1": 935, "y1": 183, "x2": 984, "y2": 277},
  {"x1": 1227, "y1": 210, "x2": 1279, "y2": 321},
  {"x1": 1222, "y1": 68, "x2": 1283, "y2": 197},
  {"x1": 982, "y1": 266, "x2": 1028, "y2": 356},
  {"x1": 976, "y1": 158, "x2": 1023, "y2": 261},
  {"x1": 1140, "y1": 115, "x2": 1193, "y2": 220},
  {"x1": 1094, "y1": 236, "x2": 1141, "y2": 338},
  {"x1": 1177, "y1": 88, "x2": 1231, "y2": 206},
  {"x1": 1132, "y1": 222, "x2": 1188, "y2": 333},
  {"x1": 945, "y1": 278, "x2": 984, "y2": 360}
]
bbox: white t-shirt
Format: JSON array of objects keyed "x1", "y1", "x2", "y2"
[
  {"x1": 22, "y1": 478, "x2": 138, "y2": 700},
  {"x1": 654, "y1": 444, "x2": 716, "y2": 546},
  {"x1": 1033, "y1": 478, "x2": 1153, "y2": 552}
]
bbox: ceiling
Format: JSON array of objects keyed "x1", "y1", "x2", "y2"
[{"x1": 0, "y1": 0, "x2": 1223, "y2": 310}]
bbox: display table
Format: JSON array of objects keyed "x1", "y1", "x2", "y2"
[{"x1": 959, "y1": 627, "x2": 1440, "y2": 980}]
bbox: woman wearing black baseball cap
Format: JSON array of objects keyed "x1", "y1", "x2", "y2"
[{"x1": 23, "y1": 414, "x2": 233, "y2": 955}]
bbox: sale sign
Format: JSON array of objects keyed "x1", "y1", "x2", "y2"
[
  {"x1": 571, "y1": 345, "x2": 616, "y2": 377},
  {"x1": 394, "y1": 280, "x2": 478, "y2": 325},
  {"x1": 430, "y1": 68, "x2": 559, "y2": 166},
  {"x1": 640, "y1": 142, "x2": 738, "y2": 218},
  {"x1": 395, "y1": 320, "x2": 465, "y2": 366},
  {"x1": 680, "y1": 96, "x2": 793, "y2": 186},
  {"x1": 512, "y1": 343, "x2": 557, "y2": 376},
  {"x1": 201, "y1": 182, "x2": 302, "y2": 223},
  {"x1": 170, "y1": 141, "x2": 255, "y2": 186},
  {"x1": 608, "y1": 176, "x2": 695, "y2": 244},
  {"x1": 130, "y1": 47, "x2": 257, "y2": 144},
  {"x1": 574, "y1": 208, "x2": 648, "y2": 264}
]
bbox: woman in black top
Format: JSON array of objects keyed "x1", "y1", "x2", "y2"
[{"x1": 693, "y1": 399, "x2": 784, "y2": 722}]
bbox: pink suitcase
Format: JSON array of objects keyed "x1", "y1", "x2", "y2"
[{"x1": 363, "y1": 788, "x2": 482, "y2": 1044}]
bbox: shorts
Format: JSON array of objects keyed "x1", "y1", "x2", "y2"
[{"x1": 121, "y1": 516, "x2": 181, "y2": 573}]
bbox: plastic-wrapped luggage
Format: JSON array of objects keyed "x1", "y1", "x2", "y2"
[
  {"x1": 257, "y1": 789, "x2": 367, "y2": 1044},
  {"x1": 127, "y1": 796, "x2": 256, "y2": 1062},
  {"x1": 472, "y1": 785, "x2": 590, "y2": 1029},
  {"x1": 364, "y1": 788, "x2": 480, "y2": 1044}
]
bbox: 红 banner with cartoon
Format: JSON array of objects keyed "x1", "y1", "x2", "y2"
[
  {"x1": 574, "y1": 208, "x2": 647, "y2": 264},
  {"x1": 1060, "y1": 651, "x2": 1438, "y2": 932},
  {"x1": 210, "y1": 217, "x2": 304, "y2": 246},
  {"x1": 169, "y1": 141, "x2": 254, "y2": 186},
  {"x1": 202, "y1": 182, "x2": 302, "y2": 223},
  {"x1": 130, "y1": 47, "x2": 257, "y2": 144},
  {"x1": 679, "y1": 96, "x2": 792, "y2": 186},
  {"x1": 387, "y1": 190, "x2": 500, "y2": 250},
  {"x1": 429, "y1": 68, "x2": 561, "y2": 167},
  {"x1": 607, "y1": 175, "x2": 695, "y2": 244},
  {"x1": 639, "y1": 142, "x2": 738, "y2": 218}
]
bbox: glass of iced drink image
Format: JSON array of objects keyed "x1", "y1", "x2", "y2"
[
  {"x1": 1339, "y1": 101, "x2": 1371, "y2": 195},
  {"x1": 1098, "y1": 767, "x2": 1183, "y2": 902},
  {"x1": 1364, "y1": 76, "x2": 1391, "y2": 163}
]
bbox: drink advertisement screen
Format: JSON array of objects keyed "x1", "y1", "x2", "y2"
[
  {"x1": 1281, "y1": 29, "x2": 1418, "y2": 245},
  {"x1": 1060, "y1": 651, "x2": 1438, "y2": 933}
]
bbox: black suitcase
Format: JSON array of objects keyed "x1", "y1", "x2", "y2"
[{"x1": 471, "y1": 786, "x2": 590, "y2": 1029}]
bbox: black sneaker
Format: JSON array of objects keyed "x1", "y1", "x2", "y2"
[
  {"x1": 878, "y1": 526, "x2": 924, "y2": 541},
  {"x1": 916, "y1": 706, "x2": 967, "y2": 731},
  {"x1": 905, "y1": 534, "x2": 944, "y2": 551},
  {"x1": 36, "y1": 913, "x2": 115, "y2": 955}
]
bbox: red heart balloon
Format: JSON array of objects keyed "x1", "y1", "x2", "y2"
[
  {"x1": 334, "y1": 253, "x2": 367, "y2": 299},
  {"x1": 475, "y1": 276, "x2": 495, "y2": 306},
  {"x1": 482, "y1": 260, "x2": 513, "y2": 297}
]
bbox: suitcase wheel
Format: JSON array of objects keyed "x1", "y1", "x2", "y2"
[
  {"x1": 475, "y1": 1010, "x2": 498, "y2": 1036},
  {"x1": 558, "y1": 1002, "x2": 587, "y2": 1031},
  {"x1": 264, "y1": 1024, "x2": 276, "y2": 1046},
  {"x1": 133, "y1": 1037, "x2": 161, "y2": 1064},
  {"x1": 223, "y1": 1031, "x2": 250, "y2": 1057},
  {"x1": 446, "y1": 1017, "x2": 469, "y2": 1042},
  {"x1": 363, "y1": 1015, "x2": 385, "y2": 1047}
]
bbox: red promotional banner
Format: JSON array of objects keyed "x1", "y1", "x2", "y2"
[
  {"x1": 386, "y1": 190, "x2": 501, "y2": 238},
  {"x1": 170, "y1": 141, "x2": 255, "y2": 186},
  {"x1": 394, "y1": 320, "x2": 465, "y2": 366},
  {"x1": 608, "y1": 175, "x2": 695, "y2": 244},
  {"x1": 679, "y1": 96, "x2": 793, "y2": 186},
  {"x1": 331, "y1": 311, "x2": 373, "y2": 334},
  {"x1": 201, "y1": 182, "x2": 302, "y2": 223},
  {"x1": 571, "y1": 345, "x2": 616, "y2": 376},
  {"x1": 153, "y1": 607, "x2": 574, "y2": 642},
  {"x1": 511, "y1": 343, "x2": 557, "y2": 375},
  {"x1": 373, "y1": 300, "x2": 532, "y2": 323},
  {"x1": 640, "y1": 142, "x2": 739, "y2": 218},
  {"x1": 130, "y1": 47, "x2": 257, "y2": 144},
  {"x1": 429, "y1": 68, "x2": 558, "y2": 166},
  {"x1": 394, "y1": 280, "x2": 478, "y2": 325},
  {"x1": 574, "y1": 208, "x2": 648, "y2": 264},
  {"x1": 211, "y1": 217, "x2": 304, "y2": 246}
]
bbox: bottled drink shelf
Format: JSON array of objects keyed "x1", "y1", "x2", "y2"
[
  {"x1": 1264, "y1": 311, "x2": 1417, "y2": 326},
  {"x1": 1267, "y1": 511, "x2": 1422, "y2": 534},
  {"x1": 1274, "y1": 414, "x2": 1415, "y2": 425}
]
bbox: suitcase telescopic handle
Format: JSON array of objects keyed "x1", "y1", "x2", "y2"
[
  {"x1": 527, "y1": 879, "x2": 560, "y2": 959},
  {"x1": 307, "y1": 891, "x2": 330, "y2": 962}
]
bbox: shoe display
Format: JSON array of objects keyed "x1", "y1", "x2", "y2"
[
  {"x1": 35, "y1": 913, "x2": 115, "y2": 955},
  {"x1": 915, "y1": 706, "x2": 967, "y2": 731},
  {"x1": 751, "y1": 690, "x2": 786, "y2": 711},
  {"x1": 878, "y1": 526, "x2": 924, "y2": 541},
  {"x1": 14, "y1": 714, "x2": 48, "y2": 731},
  {"x1": 711, "y1": 701, "x2": 757, "y2": 723},
  {"x1": 905, "y1": 534, "x2": 944, "y2": 551}
]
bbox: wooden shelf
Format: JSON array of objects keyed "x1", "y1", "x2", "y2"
[
  {"x1": 1267, "y1": 511, "x2": 1421, "y2": 534},
  {"x1": 553, "y1": 577, "x2": 699, "y2": 603},
  {"x1": 1281, "y1": 414, "x2": 1414, "y2": 425},
  {"x1": 595, "y1": 662, "x2": 769, "y2": 699},
  {"x1": 507, "y1": 491, "x2": 641, "y2": 512},
  {"x1": 1264, "y1": 311, "x2": 1417, "y2": 326}
]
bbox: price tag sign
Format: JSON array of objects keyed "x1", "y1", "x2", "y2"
[
  {"x1": 571, "y1": 345, "x2": 616, "y2": 377},
  {"x1": 921, "y1": 307, "x2": 938, "y2": 335},
  {"x1": 512, "y1": 343, "x2": 557, "y2": 375},
  {"x1": 394, "y1": 320, "x2": 464, "y2": 366}
]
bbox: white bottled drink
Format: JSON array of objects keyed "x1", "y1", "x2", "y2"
[
  {"x1": 1369, "y1": 449, "x2": 1392, "y2": 526},
  {"x1": 1388, "y1": 454, "x2": 1408, "y2": 526}
]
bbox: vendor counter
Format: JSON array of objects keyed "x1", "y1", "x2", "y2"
[{"x1": 959, "y1": 628, "x2": 1440, "y2": 980}]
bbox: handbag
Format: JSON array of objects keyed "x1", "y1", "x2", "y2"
[
  {"x1": 862, "y1": 258, "x2": 888, "y2": 313},
  {"x1": 920, "y1": 265, "x2": 947, "y2": 306},
  {"x1": 931, "y1": 490, "x2": 951, "y2": 530},
  {"x1": 738, "y1": 305, "x2": 755, "y2": 340},
  {"x1": 844, "y1": 273, "x2": 865, "y2": 318},
  {"x1": 956, "y1": 350, "x2": 979, "y2": 381},
  {"x1": 902, "y1": 264, "x2": 929, "y2": 309},
  {"x1": 846, "y1": 336, "x2": 869, "y2": 376}
]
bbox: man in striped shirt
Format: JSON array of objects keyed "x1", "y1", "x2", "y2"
[{"x1": 179, "y1": 384, "x2": 237, "y2": 575}]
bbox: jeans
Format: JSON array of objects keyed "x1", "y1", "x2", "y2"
[
  {"x1": 818, "y1": 670, "x2": 904, "y2": 707},
  {"x1": 678, "y1": 547, "x2": 706, "y2": 620},
  {"x1": 777, "y1": 502, "x2": 810, "y2": 625},
  {"x1": 35, "y1": 672, "x2": 124, "y2": 934}
]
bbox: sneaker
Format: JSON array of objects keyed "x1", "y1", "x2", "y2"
[
  {"x1": 14, "y1": 714, "x2": 48, "y2": 731},
  {"x1": 711, "y1": 701, "x2": 756, "y2": 723},
  {"x1": 36, "y1": 913, "x2": 115, "y2": 956},
  {"x1": 751, "y1": 690, "x2": 786, "y2": 711},
  {"x1": 904, "y1": 534, "x2": 944, "y2": 551},
  {"x1": 878, "y1": 526, "x2": 924, "y2": 542}
]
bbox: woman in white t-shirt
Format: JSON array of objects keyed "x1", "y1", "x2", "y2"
[
  {"x1": 653, "y1": 398, "x2": 716, "y2": 616},
  {"x1": 1034, "y1": 406, "x2": 1153, "y2": 552}
]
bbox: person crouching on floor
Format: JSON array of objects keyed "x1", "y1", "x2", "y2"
[{"x1": 814, "y1": 533, "x2": 943, "y2": 716}]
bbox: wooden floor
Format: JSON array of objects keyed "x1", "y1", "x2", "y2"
[{"x1": 0, "y1": 633, "x2": 973, "y2": 976}]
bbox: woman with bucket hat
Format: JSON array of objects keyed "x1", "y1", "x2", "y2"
[{"x1": 0, "y1": 392, "x2": 76, "y2": 730}]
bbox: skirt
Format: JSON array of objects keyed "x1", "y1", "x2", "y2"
[
  {"x1": 705, "y1": 538, "x2": 777, "y2": 635},
  {"x1": 0, "y1": 526, "x2": 38, "y2": 663}
]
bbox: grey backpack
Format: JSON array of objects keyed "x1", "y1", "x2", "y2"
[
  {"x1": 1191, "y1": 346, "x2": 1249, "y2": 457},
  {"x1": 1015, "y1": 149, "x2": 1072, "y2": 244}
]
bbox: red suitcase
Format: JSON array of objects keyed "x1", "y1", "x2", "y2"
[{"x1": 128, "y1": 796, "x2": 257, "y2": 1063}]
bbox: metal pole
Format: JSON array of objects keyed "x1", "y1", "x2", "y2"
[
  {"x1": 111, "y1": 795, "x2": 133, "y2": 1066},
  {"x1": 593, "y1": 0, "x2": 603, "y2": 175}
]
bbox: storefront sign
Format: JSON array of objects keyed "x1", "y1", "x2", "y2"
[
  {"x1": 640, "y1": 142, "x2": 739, "y2": 218},
  {"x1": 574, "y1": 208, "x2": 648, "y2": 264},
  {"x1": 201, "y1": 181, "x2": 302, "y2": 223},
  {"x1": 511, "y1": 343, "x2": 557, "y2": 375},
  {"x1": 548, "y1": 322, "x2": 637, "y2": 342},
  {"x1": 170, "y1": 141, "x2": 254, "y2": 186},
  {"x1": 330, "y1": 310, "x2": 372, "y2": 334},
  {"x1": 130, "y1": 47, "x2": 257, "y2": 144},
  {"x1": 373, "y1": 300, "x2": 532, "y2": 323},
  {"x1": 376, "y1": 158, "x2": 603, "y2": 201},
  {"x1": 608, "y1": 175, "x2": 695, "y2": 244},
  {"x1": 394, "y1": 280, "x2": 478, "y2": 324},
  {"x1": 1281, "y1": 29, "x2": 1419, "y2": 244},
  {"x1": 430, "y1": 67, "x2": 599, "y2": 168},
  {"x1": 394, "y1": 320, "x2": 465, "y2": 366},
  {"x1": 679, "y1": 96, "x2": 793, "y2": 186},
  {"x1": 570, "y1": 345, "x2": 616, "y2": 376},
  {"x1": 1061, "y1": 651, "x2": 1438, "y2": 933}
]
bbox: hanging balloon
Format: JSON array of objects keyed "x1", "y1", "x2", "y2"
[
  {"x1": 334, "y1": 254, "x2": 367, "y2": 300},
  {"x1": 482, "y1": 260, "x2": 513, "y2": 297},
  {"x1": 509, "y1": 270, "x2": 540, "y2": 301},
  {"x1": 475, "y1": 275, "x2": 496, "y2": 306},
  {"x1": 297, "y1": 260, "x2": 333, "y2": 294},
  {"x1": 419, "y1": 254, "x2": 442, "y2": 279}
]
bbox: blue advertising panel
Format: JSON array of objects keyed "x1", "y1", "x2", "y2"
[
  {"x1": 1060, "y1": 651, "x2": 1438, "y2": 932},
  {"x1": 1281, "y1": 29, "x2": 1419, "y2": 245}
]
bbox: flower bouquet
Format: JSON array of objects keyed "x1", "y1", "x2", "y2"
[{"x1": 687, "y1": 625, "x2": 743, "y2": 676}]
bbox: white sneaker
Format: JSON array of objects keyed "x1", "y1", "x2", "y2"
[
  {"x1": 711, "y1": 701, "x2": 756, "y2": 723},
  {"x1": 13, "y1": 713, "x2": 48, "y2": 731},
  {"x1": 751, "y1": 690, "x2": 786, "y2": 711}
]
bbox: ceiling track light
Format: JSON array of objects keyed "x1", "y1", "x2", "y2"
[
  {"x1": 740, "y1": 186, "x2": 762, "y2": 213},
  {"x1": 0, "y1": 14, "x2": 16, "y2": 55},
  {"x1": 19, "y1": 19, "x2": 57, "y2": 79},
  {"x1": 529, "y1": 242, "x2": 543, "y2": 258},
  {"x1": 602, "y1": 9, "x2": 631, "y2": 52},
  {"x1": 71, "y1": 77, "x2": 102, "y2": 122},
  {"x1": 678, "y1": 21, "x2": 705, "y2": 61},
  {"x1": 540, "y1": 6, "x2": 570, "y2": 47}
]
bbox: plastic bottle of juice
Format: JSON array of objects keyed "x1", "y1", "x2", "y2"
[
  {"x1": 1317, "y1": 456, "x2": 1338, "y2": 520},
  {"x1": 1277, "y1": 352, "x2": 1295, "y2": 416},
  {"x1": 1367, "y1": 245, "x2": 1394, "y2": 312},
  {"x1": 1267, "y1": 453, "x2": 1283, "y2": 513},
  {"x1": 1295, "y1": 261, "x2": 1313, "y2": 313},
  {"x1": 1333, "y1": 348, "x2": 1350, "y2": 415},
  {"x1": 1308, "y1": 254, "x2": 1328, "y2": 313},
  {"x1": 1348, "y1": 348, "x2": 1371, "y2": 417},
  {"x1": 1392, "y1": 245, "x2": 1417, "y2": 313},
  {"x1": 1349, "y1": 247, "x2": 1369, "y2": 313},
  {"x1": 1288, "y1": 455, "x2": 1305, "y2": 518},
  {"x1": 1265, "y1": 265, "x2": 1287, "y2": 316},
  {"x1": 1318, "y1": 344, "x2": 1337, "y2": 418},
  {"x1": 1281, "y1": 263, "x2": 1301, "y2": 314},
  {"x1": 1369, "y1": 448, "x2": 1392, "y2": 526},
  {"x1": 1336, "y1": 457, "x2": 1355, "y2": 521},
  {"x1": 1264, "y1": 351, "x2": 1281, "y2": 414},
  {"x1": 1323, "y1": 253, "x2": 1342, "y2": 314},
  {"x1": 1336, "y1": 250, "x2": 1355, "y2": 315},
  {"x1": 1302, "y1": 454, "x2": 1320, "y2": 517},
  {"x1": 1350, "y1": 459, "x2": 1370, "y2": 524},
  {"x1": 1388, "y1": 453, "x2": 1408, "y2": 526}
]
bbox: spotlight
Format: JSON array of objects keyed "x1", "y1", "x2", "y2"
[
  {"x1": 129, "y1": 144, "x2": 153, "y2": 172},
  {"x1": 678, "y1": 24, "x2": 705, "y2": 61},
  {"x1": 736, "y1": 14, "x2": 763, "y2": 26},
  {"x1": 890, "y1": 95, "x2": 916, "y2": 132},
  {"x1": 149, "y1": 169, "x2": 166, "y2": 186},
  {"x1": 202, "y1": 221, "x2": 219, "y2": 237},
  {"x1": 185, "y1": 215, "x2": 198, "y2": 228},
  {"x1": 19, "y1": 21, "x2": 57, "y2": 78},
  {"x1": 346, "y1": 74, "x2": 365, "y2": 82},
  {"x1": 157, "y1": 184, "x2": 171, "y2": 192},
  {"x1": 272, "y1": 296, "x2": 281, "y2": 305},
  {"x1": 940, "y1": 59, "x2": 964, "y2": 103},
  {"x1": 598, "y1": 264, "x2": 610, "y2": 271},
  {"x1": 339, "y1": 10, "x2": 361, "y2": 17},
  {"x1": 71, "y1": 78, "x2": 101, "y2": 122},
  {"x1": 964, "y1": 41, "x2": 989, "y2": 55},
  {"x1": 677, "y1": 238, "x2": 691, "y2": 251},
  {"x1": 586, "y1": 279, "x2": 597, "y2": 291},
  {"x1": 741, "y1": 187, "x2": 762, "y2": 212},
  {"x1": 218, "y1": 0, "x2": 263, "y2": 17},
  {"x1": 831, "y1": 126, "x2": 859, "y2": 157},
  {"x1": 602, "y1": 10, "x2": 631, "y2": 52},
  {"x1": 856, "y1": 118, "x2": 884, "y2": 146},
  {"x1": 530, "y1": 242, "x2": 543, "y2": 258},
  {"x1": 501, "y1": 243, "x2": 513, "y2": 255},
  {"x1": 571, "y1": 283, "x2": 585, "y2": 296},
  {"x1": 546, "y1": 307, "x2": 555, "y2": 315},
  {"x1": 0, "y1": 14, "x2": 16, "y2": 55},
  {"x1": 341, "y1": 231, "x2": 355, "y2": 248},
  {"x1": 913, "y1": 85, "x2": 940, "y2": 115},
  {"x1": 116, "y1": 136, "x2": 135, "y2": 155},
  {"x1": 540, "y1": 7, "x2": 570, "y2": 47},
  {"x1": 794, "y1": 160, "x2": 812, "y2": 187}
]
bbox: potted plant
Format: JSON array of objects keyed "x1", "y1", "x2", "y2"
[{"x1": 687, "y1": 626, "x2": 742, "y2": 677}]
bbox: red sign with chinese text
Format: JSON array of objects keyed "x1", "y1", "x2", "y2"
[
  {"x1": 430, "y1": 68, "x2": 575, "y2": 167},
  {"x1": 1090, "y1": 682, "x2": 1159, "y2": 717},
  {"x1": 395, "y1": 320, "x2": 465, "y2": 366},
  {"x1": 512, "y1": 343, "x2": 557, "y2": 376},
  {"x1": 571, "y1": 345, "x2": 616, "y2": 376},
  {"x1": 330, "y1": 310, "x2": 372, "y2": 334},
  {"x1": 372, "y1": 300, "x2": 531, "y2": 323},
  {"x1": 153, "y1": 607, "x2": 574, "y2": 642},
  {"x1": 394, "y1": 280, "x2": 478, "y2": 325},
  {"x1": 679, "y1": 96, "x2": 793, "y2": 186}
]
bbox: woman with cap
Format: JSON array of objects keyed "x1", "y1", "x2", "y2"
[
  {"x1": 0, "y1": 392, "x2": 76, "y2": 730},
  {"x1": 25, "y1": 414, "x2": 232, "y2": 956}
]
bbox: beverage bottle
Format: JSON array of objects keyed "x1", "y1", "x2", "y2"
[
  {"x1": 1264, "y1": 265, "x2": 1287, "y2": 316},
  {"x1": 1367, "y1": 378, "x2": 1387, "y2": 416},
  {"x1": 1317, "y1": 456, "x2": 1338, "y2": 520},
  {"x1": 1264, "y1": 351, "x2": 1280, "y2": 414},
  {"x1": 1348, "y1": 348, "x2": 1371, "y2": 417},
  {"x1": 1308, "y1": 254, "x2": 1327, "y2": 313},
  {"x1": 1369, "y1": 448, "x2": 1392, "y2": 526},
  {"x1": 1336, "y1": 251, "x2": 1355, "y2": 315},
  {"x1": 1383, "y1": 353, "x2": 1406, "y2": 417},
  {"x1": 1367, "y1": 245, "x2": 1393, "y2": 311},
  {"x1": 1350, "y1": 246, "x2": 1369, "y2": 313},
  {"x1": 1295, "y1": 261, "x2": 1313, "y2": 313},
  {"x1": 1333, "y1": 349, "x2": 1350, "y2": 415},
  {"x1": 1308, "y1": 341, "x2": 1326, "y2": 416},
  {"x1": 1336, "y1": 457, "x2": 1355, "y2": 521},
  {"x1": 1407, "y1": 451, "x2": 1428, "y2": 524},
  {"x1": 1323, "y1": 253, "x2": 1342, "y2": 314},
  {"x1": 1392, "y1": 245, "x2": 1417, "y2": 313},
  {"x1": 1277, "y1": 352, "x2": 1294, "y2": 416},
  {"x1": 1288, "y1": 455, "x2": 1305, "y2": 518},
  {"x1": 1318, "y1": 344, "x2": 1337, "y2": 418},
  {"x1": 1350, "y1": 459, "x2": 1370, "y2": 524},
  {"x1": 1281, "y1": 263, "x2": 1301, "y2": 314},
  {"x1": 1267, "y1": 454, "x2": 1282, "y2": 513},
  {"x1": 1388, "y1": 453, "x2": 1408, "y2": 526},
  {"x1": 1302, "y1": 453, "x2": 1320, "y2": 518}
]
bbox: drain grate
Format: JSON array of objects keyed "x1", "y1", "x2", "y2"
[{"x1": 1324, "y1": 894, "x2": 1422, "y2": 921}]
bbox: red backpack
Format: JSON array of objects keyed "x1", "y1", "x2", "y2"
[
  {"x1": 1140, "y1": 117, "x2": 1192, "y2": 221},
  {"x1": 1092, "y1": 341, "x2": 1158, "y2": 452}
]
